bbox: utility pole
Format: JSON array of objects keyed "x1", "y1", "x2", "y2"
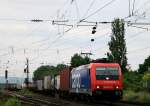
[
  {"x1": 24, "y1": 58, "x2": 29, "y2": 88},
  {"x1": 128, "y1": 0, "x2": 131, "y2": 17},
  {"x1": 5, "y1": 70, "x2": 8, "y2": 89},
  {"x1": 5, "y1": 60, "x2": 9, "y2": 90},
  {"x1": 26, "y1": 58, "x2": 29, "y2": 88}
]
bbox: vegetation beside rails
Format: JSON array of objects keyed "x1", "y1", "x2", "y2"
[
  {"x1": 123, "y1": 71, "x2": 150, "y2": 103},
  {"x1": 123, "y1": 90, "x2": 150, "y2": 103},
  {"x1": 3, "y1": 97, "x2": 21, "y2": 106},
  {"x1": 123, "y1": 71, "x2": 143, "y2": 92},
  {"x1": 17, "y1": 88, "x2": 34, "y2": 95},
  {"x1": 0, "y1": 91, "x2": 21, "y2": 106},
  {"x1": 0, "y1": 91, "x2": 8, "y2": 105}
]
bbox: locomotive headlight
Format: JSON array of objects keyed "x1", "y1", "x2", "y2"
[
  {"x1": 97, "y1": 86, "x2": 100, "y2": 88},
  {"x1": 116, "y1": 86, "x2": 119, "y2": 89}
]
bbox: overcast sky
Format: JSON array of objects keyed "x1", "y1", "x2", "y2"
[{"x1": 0, "y1": 0, "x2": 150, "y2": 78}]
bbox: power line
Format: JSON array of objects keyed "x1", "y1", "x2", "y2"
[
  {"x1": 29, "y1": 31, "x2": 111, "y2": 62},
  {"x1": 128, "y1": 46, "x2": 150, "y2": 53},
  {"x1": 74, "y1": 0, "x2": 81, "y2": 20},
  {"x1": 79, "y1": 0, "x2": 116, "y2": 22},
  {"x1": 126, "y1": 30, "x2": 148, "y2": 43},
  {"x1": 128, "y1": 25, "x2": 149, "y2": 30},
  {"x1": 128, "y1": 22, "x2": 150, "y2": 25},
  {"x1": 82, "y1": 0, "x2": 96, "y2": 19},
  {"x1": 134, "y1": 0, "x2": 150, "y2": 14}
]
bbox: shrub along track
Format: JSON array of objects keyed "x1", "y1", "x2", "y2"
[{"x1": 1, "y1": 90, "x2": 150, "y2": 106}]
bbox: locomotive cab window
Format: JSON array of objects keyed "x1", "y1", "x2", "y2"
[{"x1": 96, "y1": 67, "x2": 119, "y2": 80}]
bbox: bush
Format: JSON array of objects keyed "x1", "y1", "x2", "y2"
[
  {"x1": 123, "y1": 90, "x2": 150, "y2": 103},
  {"x1": 123, "y1": 71, "x2": 143, "y2": 91},
  {"x1": 142, "y1": 72, "x2": 150, "y2": 91},
  {"x1": 4, "y1": 97, "x2": 21, "y2": 106},
  {"x1": 18, "y1": 88, "x2": 34, "y2": 95}
]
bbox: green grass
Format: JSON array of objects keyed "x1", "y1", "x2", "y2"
[
  {"x1": 123, "y1": 90, "x2": 150, "y2": 103},
  {"x1": 3, "y1": 97, "x2": 21, "y2": 106},
  {"x1": 17, "y1": 88, "x2": 34, "y2": 95}
]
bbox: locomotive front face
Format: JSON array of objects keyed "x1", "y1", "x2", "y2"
[
  {"x1": 95, "y1": 67, "x2": 121, "y2": 90},
  {"x1": 90, "y1": 63, "x2": 123, "y2": 97}
]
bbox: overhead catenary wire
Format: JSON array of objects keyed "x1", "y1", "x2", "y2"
[
  {"x1": 74, "y1": 0, "x2": 81, "y2": 20},
  {"x1": 128, "y1": 25, "x2": 149, "y2": 30},
  {"x1": 0, "y1": 22, "x2": 148, "y2": 59},
  {"x1": 1, "y1": 20, "x2": 149, "y2": 59},
  {"x1": 134, "y1": 0, "x2": 150, "y2": 14},
  {"x1": 79, "y1": 0, "x2": 116, "y2": 22},
  {"x1": 82, "y1": 0, "x2": 96, "y2": 20},
  {"x1": 128, "y1": 46, "x2": 150, "y2": 54},
  {"x1": 29, "y1": 27, "x2": 111, "y2": 62},
  {"x1": 126, "y1": 30, "x2": 148, "y2": 43}
]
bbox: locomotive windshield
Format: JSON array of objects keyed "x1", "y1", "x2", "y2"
[{"x1": 96, "y1": 67, "x2": 119, "y2": 80}]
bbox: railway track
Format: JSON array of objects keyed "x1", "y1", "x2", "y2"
[
  {"x1": 1, "y1": 90, "x2": 63, "y2": 106},
  {"x1": 89, "y1": 99, "x2": 150, "y2": 106},
  {"x1": 1, "y1": 90, "x2": 93, "y2": 106},
  {"x1": 1, "y1": 90, "x2": 150, "y2": 106}
]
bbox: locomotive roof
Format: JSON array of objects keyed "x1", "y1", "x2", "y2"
[
  {"x1": 72, "y1": 63, "x2": 120, "y2": 71},
  {"x1": 72, "y1": 64, "x2": 90, "y2": 71}
]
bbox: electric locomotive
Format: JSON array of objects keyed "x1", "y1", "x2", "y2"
[{"x1": 70, "y1": 62, "x2": 123, "y2": 99}]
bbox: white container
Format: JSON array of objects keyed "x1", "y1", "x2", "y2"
[
  {"x1": 55, "y1": 75, "x2": 60, "y2": 90},
  {"x1": 37, "y1": 80, "x2": 43, "y2": 91},
  {"x1": 44, "y1": 76, "x2": 51, "y2": 89}
]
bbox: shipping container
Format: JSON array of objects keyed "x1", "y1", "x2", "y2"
[
  {"x1": 36, "y1": 80, "x2": 43, "y2": 91},
  {"x1": 55, "y1": 75, "x2": 60, "y2": 90},
  {"x1": 70, "y1": 65, "x2": 91, "y2": 94},
  {"x1": 60, "y1": 68, "x2": 70, "y2": 91},
  {"x1": 16, "y1": 84, "x2": 22, "y2": 89},
  {"x1": 51, "y1": 77, "x2": 55, "y2": 89},
  {"x1": 44, "y1": 76, "x2": 51, "y2": 89}
]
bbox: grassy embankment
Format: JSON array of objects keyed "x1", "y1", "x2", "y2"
[
  {"x1": 0, "y1": 90, "x2": 21, "y2": 106},
  {"x1": 123, "y1": 71, "x2": 150, "y2": 103}
]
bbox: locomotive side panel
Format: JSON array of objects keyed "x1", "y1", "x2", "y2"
[{"x1": 70, "y1": 66, "x2": 91, "y2": 95}]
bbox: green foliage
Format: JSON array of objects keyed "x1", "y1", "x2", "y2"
[
  {"x1": 123, "y1": 90, "x2": 150, "y2": 103},
  {"x1": 142, "y1": 72, "x2": 150, "y2": 91},
  {"x1": 143, "y1": 72, "x2": 150, "y2": 81},
  {"x1": 33, "y1": 64, "x2": 68, "y2": 80},
  {"x1": 3, "y1": 97, "x2": 21, "y2": 106},
  {"x1": 70, "y1": 53, "x2": 91, "y2": 68},
  {"x1": 107, "y1": 18, "x2": 127, "y2": 72},
  {"x1": 138, "y1": 55, "x2": 150, "y2": 74},
  {"x1": 18, "y1": 88, "x2": 34, "y2": 95},
  {"x1": 56, "y1": 64, "x2": 68, "y2": 71},
  {"x1": 33, "y1": 65, "x2": 57, "y2": 80},
  {"x1": 123, "y1": 71, "x2": 143, "y2": 92}
]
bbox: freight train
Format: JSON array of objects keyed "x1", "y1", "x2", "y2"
[
  {"x1": 0, "y1": 83, "x2": 22, "y2": 90},
  {"x1": 34, "y1": 62, "x2": 123, "y2": 100}
]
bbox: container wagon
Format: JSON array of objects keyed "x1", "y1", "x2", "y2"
[{"x1": 59, "y1": 68, "x2": 70, "y2": 97}]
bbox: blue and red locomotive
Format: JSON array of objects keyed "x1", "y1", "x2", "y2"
[{"x1": 70, "y1": 63, "x2": 123, "y2": 98}]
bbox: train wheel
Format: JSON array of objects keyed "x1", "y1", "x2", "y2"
[{"x1": 85, "y1": 96, "x2": 91, "y2": 103}]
